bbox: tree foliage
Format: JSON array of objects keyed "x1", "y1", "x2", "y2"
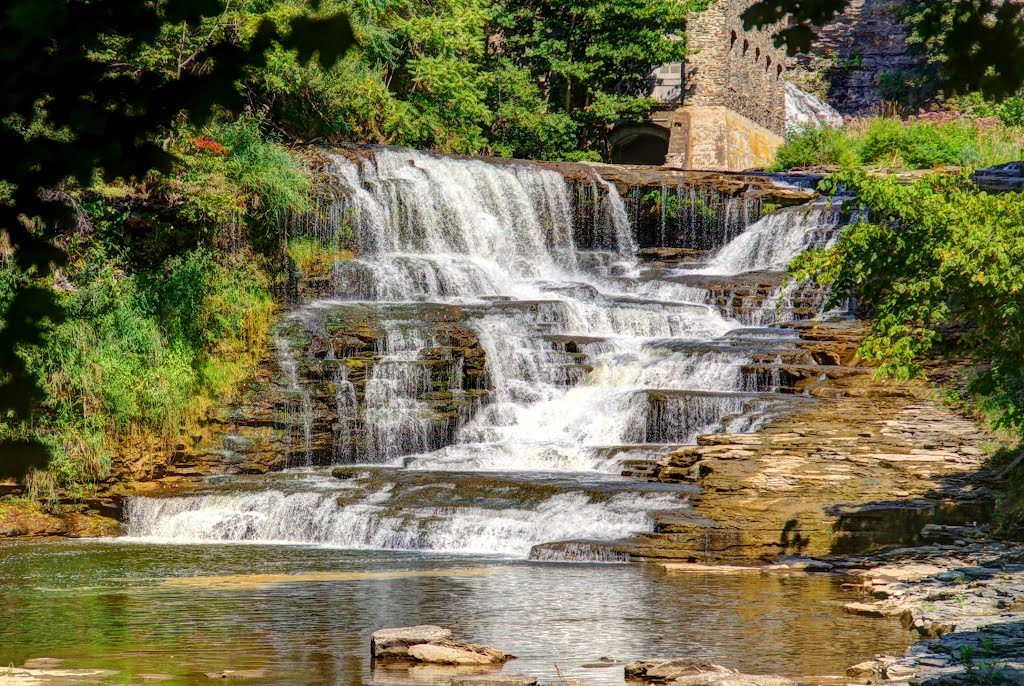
[
  {"x1": 792, "y1": 171, "x2": 1024, "y2": 430},
  {"x1": 0, "y1": 0, "x2": 352, "y2": 478},
  {"x1": 489, "y1": 0, "x2": 708, "y2": 156}
]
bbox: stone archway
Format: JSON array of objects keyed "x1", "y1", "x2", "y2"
[{"x1": 608, "y1": 123, "x2": 670, "y2": 166}]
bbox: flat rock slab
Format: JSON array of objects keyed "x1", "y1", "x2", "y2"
[
  {"x1": 450, "y1": 676, "x2": 539, "y2": 686},
  {"x1": 671, "y1": 676, "x2": 794, "y2": 686},
  {"x1": 624, "y1": 659, "x2": 793, "y2": 686},
  {"x1": 18, "y1": 661, "x2": 63, "y2": 671},
  {"x1": 372, "y1": 625, "x2": 454, "y2": 658},
  {"x1": 625, "y1": 658, "x2": 732, "y2": 681},
  {"x1": 0, "y1": 668, "x2": 118, "y2": 686},
  {"x1": 407, "y1": 643, "x2": 510, "y2": 665},
  {"x1": 203, "y1": 669, "x2": 268, "y2": 679}
]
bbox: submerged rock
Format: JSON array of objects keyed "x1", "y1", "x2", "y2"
[
  {"x1": 203, "y1": 669, "x2": 269, "y2": 679},
  {"x1": 450, "y1": 675, "x2": 539, "y2": 686},
  {"x1": 624, "y1": 659, "x2": 793, "y2": 686}
]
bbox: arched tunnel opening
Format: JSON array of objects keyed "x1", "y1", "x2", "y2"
[{"x1": 609, "y1": 125, "x2": 670, "y2": 166}]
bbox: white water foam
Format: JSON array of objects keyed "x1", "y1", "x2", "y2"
[{"x1": 124, "y1": 489, "x2": 686, "y2": 557}]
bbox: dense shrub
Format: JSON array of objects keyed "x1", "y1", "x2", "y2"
[
  {"x1": 771, "y1": 116, "x2": 1024, "y2": 172},
  {"x1": 770, "y1": 126, "x2": 859, "y2": 171},
  {"x1": 0, "y1": 245, "x2": 273, "y2": 496}
]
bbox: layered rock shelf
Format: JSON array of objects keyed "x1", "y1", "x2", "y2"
[{"x1": 532, "y1": 320, "x2": 996, "y2": 564}]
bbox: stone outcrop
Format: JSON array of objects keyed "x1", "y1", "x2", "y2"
[
  {"x1": 546, "y1": 320, "x2": 997, "y2": 564},
  {"x1": 0, "y1": 502, "x2": 119, "y2": 539},
  {"x1": 971, "y1": 161, "x2": 1024, "y2": 193},
  {"x1": 826, "y1": 533, "x2": 1024, "y2": 685},
  {"x1": 370, "y1": 626, "x2": 513, "y2": 666},
  {"x1": 788, "y1": 0, "x2": 923, "y2": 115}
]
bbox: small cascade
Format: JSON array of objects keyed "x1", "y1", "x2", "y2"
[
  {"x1": 627, "y1": 183, "x2": 763, "y2": 253},
  {"x1": 273, "y1": 328, "x2": 313, "y2": 466},
  {"x1": 131, "y1": 146, "x2": 848, "y2": 558},
  {"x1": 123, "y1": 474, "x2": 686, "y2": 557},
  {"x1": 696, "y1": 201, "x2": 841, "y2": 276}
]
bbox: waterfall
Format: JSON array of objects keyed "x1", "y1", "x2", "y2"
[
  {"x1": 127, "y1": 146, "x2": 846, "y2": 557},
  {"x1": 696, "y1": 201, "x2": 841, "y2": 276}
]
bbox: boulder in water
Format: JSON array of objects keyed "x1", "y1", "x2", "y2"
[
  {"x1": 371, "y1": 625, "x2": 454, "y2": 658},
  {"x1": 625, "y1": 658, "x2": 731, "y2": 682},
  {"x1": 371, "y1": 625, "x2": 512, "y2": 665},
  {"x1": 407, "y1": 642, "x2": 510, "y2": 665}
]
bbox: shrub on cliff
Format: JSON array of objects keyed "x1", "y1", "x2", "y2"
[
  {"x1": 0, "y1": 245, "x2": 273, "y2": 501},
  {"x1": 791, "y1": 171, "x2": 1024, "y2": 434}
]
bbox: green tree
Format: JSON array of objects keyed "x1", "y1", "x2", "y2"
[
  {"x1": 0, "y1": 0, "x2": 352, "y2": 479},
  {"x1": 489, "y1": 0, "x2": 708, "y2": 156}
]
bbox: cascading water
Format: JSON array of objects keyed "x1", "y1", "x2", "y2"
[{"x1": 125, "y1": 146, "x2": 844, "y2": 558}]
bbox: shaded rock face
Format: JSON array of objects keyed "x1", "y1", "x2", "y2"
[{"x1": 274, "y1": 304, "x2": 488, "y2": 466}]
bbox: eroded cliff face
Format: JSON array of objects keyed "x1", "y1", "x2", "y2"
[{"x1": 789, "y1": 0, "x2": 923, "y2": 115}]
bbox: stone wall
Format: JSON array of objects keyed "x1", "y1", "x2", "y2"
[
  {"x1": 683, "y1": 0, "x2": 789, "y2": 135},
  {"x1": 665, "y1": 105, "x2": 783, "y2": 171}
]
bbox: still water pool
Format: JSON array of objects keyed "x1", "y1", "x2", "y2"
[{"x1": 0, "y1": 540, "x2": 911, "y2": 685}]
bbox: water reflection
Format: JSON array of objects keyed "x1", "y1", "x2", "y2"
[{"x1": 0, "y1": 541, "x2": 911, "y2": 685}]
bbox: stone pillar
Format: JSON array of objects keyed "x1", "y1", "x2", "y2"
[{"x1": 665, "y1": 106, "x2": 784, "y2": 171}]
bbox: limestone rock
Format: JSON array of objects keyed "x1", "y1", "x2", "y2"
[
  {"x1": 371, "y1": 625, "x2": 454, "y2": 658},
  {"x1": 671, "y1": 676, "x2": 793, "y2": 686},
  {"x1": 624, "y1": 659, "x2": 792, "y2": 686},
  {"x1": 624, "y1": 658, "x2": 733, "y2": 682},
  {"x1": 371, "y1": 626, "x2": 512, "y2": 666},
  {"x1": 450, "y1": 675, "x2": 538, "y2": 686},
  {"x1": 406, "y1": 642, "x2": 510, "y2": 666}
]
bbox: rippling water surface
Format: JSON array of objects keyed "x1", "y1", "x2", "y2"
[{"x1": 0, "y1": 541, "x2": 911, "y2": 685}]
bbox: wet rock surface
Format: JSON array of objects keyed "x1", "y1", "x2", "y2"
[
  {"x1": 624, "y1": 658, "x2": 794, "y2": 686},
  {"x1": 602, "y1": 320, "x2": 995, "y2": 564},
  {"x1": 371, "y1": 625, "x2": 513, "y2": 666}
]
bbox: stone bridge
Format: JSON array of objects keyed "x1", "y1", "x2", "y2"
[{"x1": 611, "y1": 0, "x2": 840, "y2": 171}]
